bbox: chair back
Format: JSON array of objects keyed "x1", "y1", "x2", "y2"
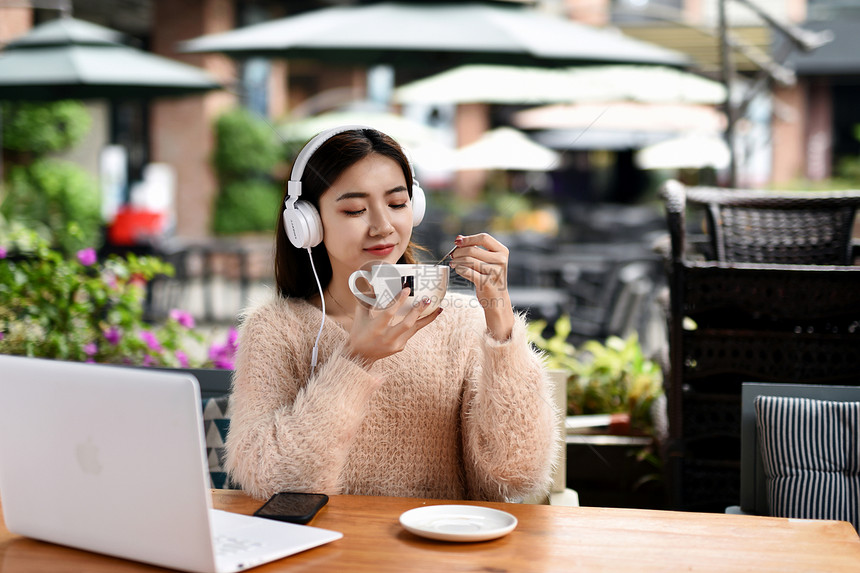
[
  {"x1": 663, "y1": 180, "x2": 860, "y2": 265},
  {"x1": 738, "y1": 382, "x2": 860, "y2": 529}
]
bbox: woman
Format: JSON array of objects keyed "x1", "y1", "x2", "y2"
[{"x1": 225, "y1": 127, "x2": 557, "y2": 501}]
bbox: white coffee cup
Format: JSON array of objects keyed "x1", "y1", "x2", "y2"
[{"x1": 348, "y1": 263, "x2": 449, "y2": 319}]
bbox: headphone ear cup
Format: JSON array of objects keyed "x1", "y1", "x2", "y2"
[
  {"x1": 411, "y1": 181, "x2": 426, "y2": 227},
  {"x1": 283, "y1": 200, "x2": 323, "y2": 249}
]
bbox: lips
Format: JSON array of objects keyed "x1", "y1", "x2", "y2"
[{"x1": 365, "y1": 243, "x2": 396, "y2": 257}]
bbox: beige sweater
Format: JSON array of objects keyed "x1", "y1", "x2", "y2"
[{"x1": 225, "y1": 291, "x2": 558, "y2": 502}]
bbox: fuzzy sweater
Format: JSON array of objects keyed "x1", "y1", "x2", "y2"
[{"x1": 225, "y1": 291, "x2": 558, "y2": 502}]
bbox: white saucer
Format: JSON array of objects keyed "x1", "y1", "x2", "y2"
[{"x1": 399, "y1": 504, "x2": 518, "y2": 542}]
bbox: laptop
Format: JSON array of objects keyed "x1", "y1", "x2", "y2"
[{"x1": 0, "y1": 355, "x2": 342, "y2": 573}]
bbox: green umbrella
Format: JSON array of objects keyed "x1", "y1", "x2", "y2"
[
  {"x1": 181, "y1": 2, "x2": 688, "y2": 68},
  {"x1": 0, "y1": 17, "x2": 222, "y2": 101}
]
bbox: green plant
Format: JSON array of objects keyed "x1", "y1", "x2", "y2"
[
  {"x1": 212, "y1": 180, "x2": 281, "y2": 235},
  {"x1": 2, "y1": 159, "x2": 101, "y2": 253},
  {"x1": 526, "y1": 315, "x2": 578, "y2": 372},
  {"x1": 1, "y1": 100, "x2": 91, "y2": 155},
  {"x1": 569, "y1": 334, "x2": 663, "y2": 434},
  {"x1": 1, "y1": 100, "x2": 101, "y2": 254},
  {"x1": 528, "y1": 316, "x2": 663, "y2": 435},
  {"x1": 212, "y1": 108, "x2": 283, "y2": 181},
  {"x1": 0, "y1": 229, "x2": 236, "y2": 368},
  {"x1": 210, "y1": 108, "x2": 286, "y2": 235}
]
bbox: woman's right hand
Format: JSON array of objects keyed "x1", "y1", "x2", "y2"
[{"x1": 344, "y1": 287, "x2": 441, "y2": 368}]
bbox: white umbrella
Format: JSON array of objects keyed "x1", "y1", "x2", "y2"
[
  {"x1": 181, "y1": 3, "x2": 687, "y2": 68},
  {"x1": 279, "y1": 107, "x2": 455, "y2": 172},
  {"x1": 635, "y1": 135, "x2": 731, "y2": 170},
  {"x1": 513, "y1": 102, "x2": 726, "y2": 133},
  {"x1": 394, "y1": 65, "x2": 726, "y2": 105},
  {"x1": 455, "y1": 127, "x2": 559, "y2": 171}
]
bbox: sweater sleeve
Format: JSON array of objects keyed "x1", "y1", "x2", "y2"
[
  {"x1": 224, "y1": 300, "x2": 381, "y2": 500},
  {"x1": 460, "y1": 311, "x2": 560, "y2": 502}
]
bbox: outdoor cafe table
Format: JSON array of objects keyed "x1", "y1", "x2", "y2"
[{"x1": 2, "y1": 490, "x2": 859, "y2": 572}]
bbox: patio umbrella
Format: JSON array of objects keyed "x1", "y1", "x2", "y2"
[
  {"x1": 0, "y1": 17, "x2": 222, "y2": 101},
  {"x1": 454, "y1": 127, "x2": 559, "y2": 171},
  {"x1": 635, "y1": 134, "x2": 731, "y2": 170},
  {"x1": 280, "y1": 106, "x2": 456, "y2": 172},
  {"x1": 180, "y1": 2, "x2": 688, "y2": 68},
  {"x1": 513, "y1": 102, "x2": 726, "y2": 133},
  {"x1": 394, "y1": 64, "x2": 726, "y2": 105}
]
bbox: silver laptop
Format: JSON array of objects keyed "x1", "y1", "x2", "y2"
[{"x1": 0, "y1": 355, "x2": 342, "y2": 573}]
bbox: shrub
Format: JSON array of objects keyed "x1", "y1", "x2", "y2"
[
  {"x1": 528, "y1": 317, "x2": 663, "y2": 435},
  {"x1": 212, "y1": 180, "x2": 281, "y2": 235},
  {"x1": 2, "y1": 159, "x2": 101, "y2": 254},
  {"x1": 210, "y1": 108, "x2": 287, "y2": 235},
  {"x1": 1, "y1": 100, "x2": 91, "y2": 155},
  {"x1": 0, "y1": 230, "x2": 237, "y2": 368},
  {"x1": 212, "y1": 108, "x2": 283, "y2": 181}
]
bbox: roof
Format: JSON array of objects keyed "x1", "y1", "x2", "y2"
[{"x1": 782, "y1": 20, "x2": 860, "y2": 76}]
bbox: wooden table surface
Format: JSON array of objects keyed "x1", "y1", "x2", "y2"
[{"x1": 1, "y1": 490, "x2": 858, "y2": 572}]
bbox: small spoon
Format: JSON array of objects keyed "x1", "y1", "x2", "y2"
[{"x1": 435, "y1": 245, "x2": 457, "y2": 266}]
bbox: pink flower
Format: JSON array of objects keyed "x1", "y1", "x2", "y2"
[
  {"x1": 175, "y1": 350, "x2": 189, "y2": 368},
  {"x1": 76, "y1": 248, "x2": 97, "y2": 266},
  {"x1": 0, "y1": 331, "x2": 5, "y2": 342},
  {"x1": 83, "y1": 343, "x2": 98, "y2": 356},
  {"x1": 104, "y1": 326, "x2": 121, "y2": 346},
  {"x1": 140, "y1": 330, "x2": 163, "y2": 352},
  {"x1": 208, "y1": 328, "x2": 239, "y2": 370},
  {"x1": 169, "y1": 309, "x2": 195, "y2": 329},
  {"x1": 0, "y1": 246, "x2": 7, "y2": 259}
]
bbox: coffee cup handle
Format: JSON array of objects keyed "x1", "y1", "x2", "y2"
[{"x1": 348, "y1": 270, "x2": 377, "y2": 306}]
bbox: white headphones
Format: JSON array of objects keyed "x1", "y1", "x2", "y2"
[{"x1": 283, "y1": 124, "x2": 426, "y2": 249}]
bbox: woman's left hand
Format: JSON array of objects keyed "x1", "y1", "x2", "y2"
[{"x1": 449, "y1": 233, "x2": 515, "y2": 341}]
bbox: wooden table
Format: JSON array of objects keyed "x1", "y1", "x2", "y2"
[{"x1": 1, "y1": 490, "x2": 858, "y2": 572}]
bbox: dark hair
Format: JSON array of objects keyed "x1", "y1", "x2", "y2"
[{"x1": 275, "y1": 128, "x2": 424, "y2": 299}]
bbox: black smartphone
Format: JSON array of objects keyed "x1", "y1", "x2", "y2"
[{"x1": 253, "y1": 492, "x2": 329, "y2": 525}]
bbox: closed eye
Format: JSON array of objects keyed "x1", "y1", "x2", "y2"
[{"x1": 344, "y1": 208, "x2": 366, "y2": 216}]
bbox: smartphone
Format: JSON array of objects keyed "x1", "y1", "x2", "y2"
[{"x1": 253, "y1": 492, "x2": 329, "y2": 525}]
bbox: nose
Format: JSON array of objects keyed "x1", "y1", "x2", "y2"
[{"x1": 367, "y1": 207, "x2": 394, "y2": 237}]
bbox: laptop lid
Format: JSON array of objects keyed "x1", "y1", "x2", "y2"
[{"x1": 0, "y1": 355, "x2": 221, "y2": 572}]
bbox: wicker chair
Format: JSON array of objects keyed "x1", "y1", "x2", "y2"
[
  {"x1": 667, "y1": 180, "x2": 860, "y2": 265},
  {"x1": 660, "y1": 180, "x2": 860, "y2": 512}
]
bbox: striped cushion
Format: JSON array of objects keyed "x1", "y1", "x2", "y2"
[{"x1": 755, "y1": 395, "x2": 860, "y2": 532}]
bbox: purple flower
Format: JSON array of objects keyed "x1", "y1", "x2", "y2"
[
  {"x1": 175, "y1": 350, "x2": 189, "y2": 368},
  {"x1": 0, "y1": 331, "x2": 5, "y2": 342},
  {"x1": 83, "y1": 343, "x2": 98, "y2": 356},
  {"x1": 76, "y1": 248, "x2": 97, "y2": 266},
  {"x1": 104, "y1": 326, "x2": 121, "y2": 346},
  {"x1": 208, "y1": 328, "x2": 239, "y2": 370},
  {"x1": 140, "y1": 330, "x2": 163, "y2": 352},
  {"x1": 169, "y1": 309, "x2": 195, "y2": 329},
  {"x1": 0, "y1": 246, "x2": 7, "y2": 259}
]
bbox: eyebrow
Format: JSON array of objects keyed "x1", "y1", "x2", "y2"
[{"x1": 335, "y1": 186, "x2": 408, "y2": 202}]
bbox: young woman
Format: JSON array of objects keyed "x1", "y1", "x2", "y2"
[{"x1": 225, "y1": 127, "x2": 557, "y2": 502}]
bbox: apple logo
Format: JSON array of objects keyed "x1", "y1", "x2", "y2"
[{"x1": 75, "y1": 437, "x2": 103, "y2": 475}]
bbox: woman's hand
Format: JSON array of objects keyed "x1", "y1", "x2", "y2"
[
  {"x1": 344, "y1": 287, "x2": 442, "y2": 368},
  {"x1": 449, "y1": 233, "x2": 514, "y2": 341}
]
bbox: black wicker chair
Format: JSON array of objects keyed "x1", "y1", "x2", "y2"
[
  {"x1": 671, "y1": 180, "x2": 860, "y2": 265},
  {"x1": 660, "y1": 180, "x2": 860, "y2": 512}
]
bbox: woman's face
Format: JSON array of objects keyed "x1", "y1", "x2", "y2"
[{"x1": 317, "y1": 153, "x2": 413, "y2": 281}]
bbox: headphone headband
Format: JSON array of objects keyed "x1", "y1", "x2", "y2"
[
  {"x1": 283, "y1": 124, "x2": 425, "y2": 249},
  {"x1": 287, "y1": 124, "x2": 371, "y2": 201}
]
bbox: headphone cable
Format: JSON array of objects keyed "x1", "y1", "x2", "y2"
[{"x1": 307, "y1": 247, "x2": 325, "y2": 377}]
